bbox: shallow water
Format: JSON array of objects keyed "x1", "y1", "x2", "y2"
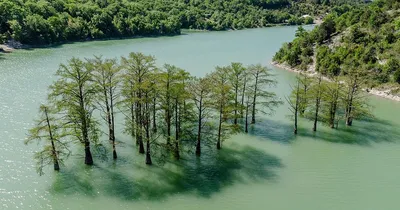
[{"x1": 1, "y1": 25, "x2": 400, "y2": 210}]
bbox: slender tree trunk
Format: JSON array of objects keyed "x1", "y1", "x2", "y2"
[
  {"x1": 241, "y1": 76, "x2": 247, "y2": 118},
  {"x1": 44, "y1": 107, "x2": 60, "y2": 171},
  {"x1": 174, "y1": 98, "x2": 180, "y2": 159},
  {"x1": 294, "y1": 82, "x2": 300, "y2": 135},
  {"x1": 196, "y1": 98, "x2": 202, "y2": 156},
  {"x1": 345, "y1": 83, "x2": 355, "y2": 126},
  {"x1": 251, "y1": 75, "x2": 258, "y2": 124},
  {"x1": 145, "y1": 100, "x2": 152, "y2": 165},
  {"x1": 135, "y1": 101, "x2": 140, "y2": 146},
  {"x1": 234, "y1": 85, "x2": 238, "y2": 125},
  {"x1": 137, "y1": 91, "x2": 145, "y2": 154},
  {"x1": 79, "y1": 87, "x2": 93, "y2": 165},
  {"x1": 312, "y1": 76, "x2": 322, "y2": 132},
  {"x1": 152, "y1": 97, "x2": 157, "y2": 133},
  {"x1": 245, "y1": 100, "x2": 249, "y2": 133},
  {"x1": 166, "y1": 81, "x2": 171, "y2": 147},
  {"x1": 217, "y1": 104, "x2": 223, "y2": 150}
]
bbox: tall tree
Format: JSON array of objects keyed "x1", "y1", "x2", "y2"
[
  {"x1": 90, "y1": 56, "x2": 121, "y2": 159},
  {"x1": 311, "y1": 74, "x2": 323, "y2": 132},
  {"x1": 248, "y1": 64, "x2": 281, "y2": 124},
  {"x1": 228, "y1": 62, "x2": 246, "y2": 125},
  {"x1": 342, "y1": 64, "x2": 371, "y2": 126},
  {"x1": 322, "y1": 77, "x2": 342, "y2": 128},
  {"x1": 159, "y1": 64, "x2": 178, "y2": 149},
  {"x1": 287, "y1": 76, "x2": 302, "y2": 134},
  {"x1": 189, "y1": 76, "x2": 212, "y2": 156},
  {"x1": 25, "y1": 105, "x2": 70, "y2": 175},
  {"x1": 121, "y1": 53, "x2": 156, "y2": 154},
  {"x1": 210, "y1": 66, "x2": 234, "y2": 149},
  {"x1": 49, "y1": 58, "x2": 99, "y2": 165}
]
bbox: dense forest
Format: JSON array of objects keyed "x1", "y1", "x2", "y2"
[
  {"x1": 1, "y1": 0, "x2": 362, "y2": 45},
  {"x1": 274, "y1": 0, "x2": 400, "y2": 89}
]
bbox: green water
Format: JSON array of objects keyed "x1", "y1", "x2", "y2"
[{"x1": 1, "y1": 26, "x2": 400, "y2": 210}]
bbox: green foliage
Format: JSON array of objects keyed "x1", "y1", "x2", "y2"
[
  {"x1": 274, "y1": 0, "x2": 400, "y2": 86},
  {"x1": 0, "y1": 0, "x2": 349, "y2": 45}
]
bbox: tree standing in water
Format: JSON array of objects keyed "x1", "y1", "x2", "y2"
[
  {"x1": 248, "y1": 64, "x2": 281, "y2": 124},
  {"x1": 26, "y1": 105, "x2": 70, "y2": 175},
  {"x1": 49, "y1": 58, "x2": 99, "y2": 165},
  {"x1": 90, "y1": 56, "x2": 121, "y2": 159},
  {"x1": 210, "y1": 66, "x2": 234, "y2": 149},
  {"x1": 228, "y1": 62, "x2": 246, "y2": 126},
  {"x1": 311, "y1": 74, "x2": 323, "y2": 132},
  {"x1": 287, "y1": 76, "x2": 302, "y2": 134},
  {"x1": 190, "y1": 76, "x2": 212, "y2": 156},
  {"x1": 121, "y1": 52, "x2": 156, "y2": 154}
]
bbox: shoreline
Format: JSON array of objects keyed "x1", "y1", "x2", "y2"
[
  {"x1": 0, "y1": 23, "x2": 316, "y2": 53},
  {"x1": 271, "y1": 62, "x2": 400, "y2": 102}
]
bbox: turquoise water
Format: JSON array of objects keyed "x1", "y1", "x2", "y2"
[{"x1": 1, "y1": 25, "x2": 400, "y2": 209}]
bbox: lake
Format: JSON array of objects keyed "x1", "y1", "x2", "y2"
[{"x1": 1, "y1": 25, "x2": 400, "y2": 210}]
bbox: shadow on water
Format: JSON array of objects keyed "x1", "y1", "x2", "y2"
[
  {"x1": 49, "y1": 144, "x2": 283, "y2": 201},
  {"x1": 247, "y1": 118, "x2": 296, "y2": 144},
  {"x1": 298, "y1": 117, "x2": 400, "y2": 146}
]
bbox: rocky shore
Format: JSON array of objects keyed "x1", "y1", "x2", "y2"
[{"x1": 271, "y1": 61, "x2": 400, "y2": 102}]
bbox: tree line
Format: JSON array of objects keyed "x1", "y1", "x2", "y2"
[
  {"x1": 287, "y1": 66, "x2": 372, "y2": 135},
  {"x1": 0, "y1": 0, "x2": 367, "y2": 46},
  {"x1": 0, "y1": 0, "x2": 319, "y2": 45},
  {"x1": 25, "y1": 53, "x2": 281, "y2": 175}
]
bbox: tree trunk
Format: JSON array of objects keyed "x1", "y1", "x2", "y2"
[
  {"x1": 240, "y1": 76, "x2": 247, "y2": 118},
  {"x1": 174, "y1": 98, "x2": 180, "y2": 159},
  {"x1": 145, "y1": 100, "x2": 152, "y2": 165},
  {"x1": 217, "y1": 104, "x2": 223, "y2": 150},
  {"x1": 245, "y1": 100, "x2": 249, "y2": 133},
  {"x1": 234, "y1": 85, "x2": 238, "y2": 125},
  {"x1": 44, "y1": 107, "x2": 60, "y2": 171},
  {"x1": 146, "y1": 139, "x2": 152, "y2": 165},
  {"x1": 196, "y1": 98, "x2": 202, "y2": 156},
  {"x1": 345, "y1": 84, "x2": 355, "y2": 126},
  {"x1": 312, "y1": 76, "x2": 322, "y2": 132},
  {"x1": 294, "y1": 81, "x2": 300, "y2": 134},
  {"x1": 251, "y1": 74, "x2": 258, "y2": 124},
  {"x1": 84, "y1": 141, "x2": 94, "y2": 165},
  {"x1": 152, "y1": 97, "x2": 157, "y2": 133},
  {"x1": 109, "y1": 87, "x2": 117, "y2": 159}
]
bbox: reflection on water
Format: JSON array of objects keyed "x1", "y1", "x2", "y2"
[{"x1": 50, "y1": 144, "x2": 283, "y2": 201}]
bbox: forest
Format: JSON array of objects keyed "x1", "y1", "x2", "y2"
[
  {"x1": 0, "y1": 0, "x2": 361, "y2": 45},
  {"x1": 273, "y1": 0, "x2": 400, "y2": 88}
]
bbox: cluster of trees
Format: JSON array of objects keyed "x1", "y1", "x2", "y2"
[
  {"x1": 0, "y1": 0, "x2": 324, "y2": 45},
  {"x1": 25, "y1": 53, "x2": 281, "y2": 175},
  {"x1": 274, "y1": 0, "x2": 400, "y2": 87},
  {"x1": 287, "y1": 67, "x2": 372, "y2": 134}
]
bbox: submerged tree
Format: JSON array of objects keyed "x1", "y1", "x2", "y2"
[
  {"x1": 49, "y1": 58, "x2": 99, "y2": 165},
  {"x1": 25, "y1": 105, "x2": 70, "y2": 175},
  {"x1": 287, "y1": 76, "x2": 302, "y2": 134},
  {"x1": 248, "y1": 64, "x2": 281, "y2": 124},
  {"x1": 210, "y1": 66, "x2": 234, "y2": 149},
  {"x1": 90, "y1": 56, "x2": 121, "y2": 159},
  {"x1": 228, "y1": 62, "x2": 246, "y2": 126},
  {"x1": 121, "y1": 52, "x2": 156, "y2": 154},
  {"x1": 189, "y1": 76, "x2": 212, "y2": 156},
  {"x1": 311, "y1": 74, "x2": 323, "y2": 132},
  {"x1": 342, "y1": 63, "x2": 371, "y2": 126},
  {"x1": 321, "y1": 77, "x2": 342, "y2": 128}
]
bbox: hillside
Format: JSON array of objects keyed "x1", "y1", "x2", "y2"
[
  {"x1": 0, "y1": 0, "x2": 363, "y2": 46},
  {"x1": 273, "y1": 0, "x2": 400, "y2": 96}
]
